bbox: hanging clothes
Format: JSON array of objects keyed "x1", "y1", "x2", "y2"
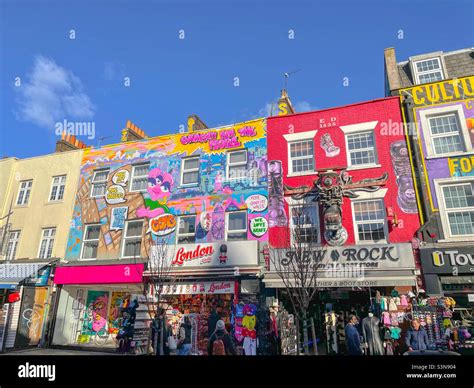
[{"x1": 361, "y1": 316, "x2": 384, "y2": 355}]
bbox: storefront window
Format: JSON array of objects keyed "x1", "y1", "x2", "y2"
[{"x1": 442, "y1": 182, "x2": 474, "y2": 236}]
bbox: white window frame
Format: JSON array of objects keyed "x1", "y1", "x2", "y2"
[
  {"x1": 16, "y1": 180, "x2": 33, "y2": 206},
  {"x1": 435, "y1": 177, "x2": 474, "y2": 242},
  {"x1": 180, "y1": 156, "x2": 200, "y2": 186},
  {"x1": 5, "y1": 230, "x2": 20, "y2": 261},
  {"x1": 121, "y1": 220, "x2": 144, "y2": 258},
  {"x1": 226, "y1": 150, "x2": 248, "y2": 180},
  {"x1": 176, "y1": 215, "x2": 196, "y2": 244},
  {"x1": 410, "y1": 54, "x2": 446, "y2": 85},
  {"x1": 38, "y1": 227, "x2": 56, "y2": 259},
  {"x1": 350, "y1": 190, "x2": 389, "y2": 244},
  {"x1": 340, "y1": 121, "x2": 380, "y2": 170},
  {"x1": 286, "y1": 197, "x2": 320, "y2": 246},
  {"x1": 225, "y1": 210, "x2": 248, "y2": 241},
  {"x1": 283, "y1": 130, "x2": 317, "y2": 177},
  {"x1": 49, "y1": 175, "x2": 66, "y2": 202},
  {"x1": 90, "y1": 169, "x2": 109, "y2": 198},
  {"x1": 130, "y1": 163, "x2": 149, "y2": 193},
  {"x1": 418, "y1": 105, "x2": 472, "y2": 158},
  {"x1": 80, "y1": 224, "x2": 101, "y2": 260}
]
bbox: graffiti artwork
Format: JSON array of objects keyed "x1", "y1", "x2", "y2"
[
  {"x1": 65, "y1": 119, "x2": 268, "y2": 260},
  {"x1": 267, "y1": 161, "x2": 288, "y2": 227},
  {"x1": 320, "y1": 133, "x2": 340, "y2": 157},
  {"x1": 82, "y1": 291, "x2": 109, "y2": 336},
  {"x1": 108, "y1": 292, "x2": 131, "y2": 334}
]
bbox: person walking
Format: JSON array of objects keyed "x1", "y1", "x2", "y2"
[
  {"x1": 405, "y1": 318, "x2": 429, "y2": 352},
  {"x1": 177, "y1": 316, "x2": 192, "y2": 355},
  {"x1": 345, "y1": 314, "x2": 362, "y2": 355},
  {"x1": 208, "y1": 320, "x2": 236, "y2": 355}
]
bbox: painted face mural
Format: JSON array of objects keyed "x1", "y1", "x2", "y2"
[
  {"x1": 267, "y1": 160, "x2": 288, "y2": 227},
  {"x1": 136, "y1": 168, "x2": 174, "y2": 219},
  {"x1": 82, "y1": 291, "x2": 109, "y2": 335}
]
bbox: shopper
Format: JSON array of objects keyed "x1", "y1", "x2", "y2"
[
  {"x1": 208, "y1": 307, "x2": 221, "y2": 337},
  {"x1": 405, "y1": 318, "x2": 429, "y2": 351},
  {"x1": 208, "y1": 320, "x2": 236, "y2": 355},
  {"x1": 177, "y1": 316, "x2": 192, "y2": 356},
  {"x1": 345, "y1": 314, "x2": 362, "y2": 355}
]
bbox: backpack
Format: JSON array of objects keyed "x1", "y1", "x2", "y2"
[{"x1": 213, "y1": 335, "x2": 226, "y2": 355}]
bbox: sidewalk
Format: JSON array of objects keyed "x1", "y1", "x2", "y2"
[{"x1": 1, "y1": 347, "x2": 120, "y2": 356}]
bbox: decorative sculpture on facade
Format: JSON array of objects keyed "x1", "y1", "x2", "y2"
[{"x1": 285, "y1": 169, "x2": 388, "y2": 246}]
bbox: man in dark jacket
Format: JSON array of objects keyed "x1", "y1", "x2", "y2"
[
  {"x1": 345, "y1": 315, "x2": 362, "y2": 355},
  {"x1": 405, "y1": 318, "x2": 430, "y2": 351},
  {"x1": 208, "y1": 307, "x2": 221, "y2": 338},
  {"x1": 208, "y1": 320, "x2": 236, "y2": 355}
]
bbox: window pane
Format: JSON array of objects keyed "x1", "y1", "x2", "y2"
[
  {"x1": 83, "y1": 242, "x2": 98, "y2": 259},
  {"x1": 419, "y1": 72, "x2": 443, "y2": 83},
  {"x1": 57, "y1": 185, "x2": 65, "y2": 200},
  {"x1": 124, "y1": 239, "x2": 141, "y2": 257},
  {"x1": 50, "y1": 186, "x2": 58, "y2": 201},
  {"x1": 131, "y1": 177, "x2": 148, "y2": 191},
  {"x1": 291, "y1": 157, "x2": 314, "y2": 173},
  {"x1": 178, "y1": 217, "x2": 195, "y2": 234},
  {"x1": 39, "y1": 239, "x2": 48, "y2": 259},
  {"x1": 228, "y1": 212, "x2": 246, "y2": 231},
  {"x1": 357, "y1": 223, "x2": 386, "y2": 241},
  {"x1": 85, "y1": 225, "x2": 100, "y2": 240},
  {"x1": 228, "y1": 165, "x2": 246, "y2": 179},
  {"x1": 354, "y1": 200, "x2": 384, "y2": 221},
  {"x1": 416, "y1": 59, "x2": 441, "y2": 72},
  {"x1": 290, "y1": 141, "x2": 313, "y2": 158},
  {"x1": 183, "y1": 171, "x2": 199, "y2": 184},
  {"x1": 134, "y1": 165, "x2": 149, "y2": 176},
  {"x1": 183, "y1": 158, "x2": 200, "y2": 170},
  {"x1": 94, "y1": 171, "x2": 108, "y2": 182},
  {"x1": 92, "y1": 183, "x2": 106, "y2": 196},
  {"x1": 226, "y1": 232, "x2": 247, "y2": 241},
  {"x1": 126, "y1": 221, "x2": 143, "y2": 237},
  {"x1": 229, "y1": 151, "x2": 247, "y2": 164},
  {"x1": 448, "y1": 212, "x2": 474, "y2": 236},
  {"x1": 429, "y1": 115, "x2": 460, "y2": 135},
  {"x1": 443, "y1": 184, "x2": 474, "y2": 209}
]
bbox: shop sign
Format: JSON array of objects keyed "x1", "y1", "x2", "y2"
[
  {"x1": 269, "y1": 243, "x2": 415, "y2": 271},
  {"x1": 112, "y1": 170, "x2": 129, "y2": 186},
  {"x1": 150, "y1": 241, "x2": 259, "y2": 270},
  {"x1": 110, "y1": 206, "x2": 128, "y2": 230},
  {"x1": 160, "y1": 281, "x2": 235, "y2": 295},
  {"x1": 421, "y1": 248, "x2": 474, "y2": 274},
  {"x1": 245, "y1": 194, "x2": 268, "y2": 212},
  {"x1": 249, "y1": 217, "x2": 268, "y2": 237},
  {"x1": 0, "y1": 263, "x2": 50, "y2": 283},
  {"x1": 105, "y1": 185, "x2": 126, "y2": 205},
  {"x1": 148, "y1": 213, "x2": 176, "y2": 236},
  {"x1": 402, "y1": 76, "x2": 474, "y2": 106},
  {"x1": 179, "y1": 126, "x2": 257, "y2": 151},
  {"x1": 448, "y1": 156, "x2": 474, "y2": 177}
]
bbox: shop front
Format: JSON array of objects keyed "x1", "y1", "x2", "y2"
[
  {"x1": 0, "y1": 260, "x2": 54, "y2": 352},
  {"x1": 264, "y1": 243, "x2": 419, "y2": 355},
  {"x1": 51, "y1": 261, "x2": 146, "y2": 352},
  {"x1": 421, "y1": 246, "x2": 474, "y2": 306},
  {"x1": 145, "y1": 240, "x2": 270, "y2": 355}
]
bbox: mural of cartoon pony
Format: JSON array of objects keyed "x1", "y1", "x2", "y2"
[{"x1": 136, "y1": 168, "x2": 174, "y2": 218}]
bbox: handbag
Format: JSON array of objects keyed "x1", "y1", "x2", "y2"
[{"x1": 168, "y1": 335, "x2": 177, "y2": 350}]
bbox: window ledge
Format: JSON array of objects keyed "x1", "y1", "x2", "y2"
[
  {"x1": 178, "y1": 184, "x2": 200, "y2": 189},
  {"x1": 78, "y1": 258, "x2": 97, "y2": 262},
  {"x1": 346, "y1": 164, "x2": 381, "y2": 171},
  {"x1": 437, "y1": 237, "x2": 474, "y2": 243},
  {"x1": 13, "y1": 204, "x2": 30, "y2": 209},
  {"x1": 287, "y1": 171, "x2": 316, "y2": 178},
  {"x1": 426, "y1": 152, "x2": 474, "y2": 160}
]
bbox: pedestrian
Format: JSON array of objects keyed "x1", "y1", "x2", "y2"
[
  {"x1": 345, "y1": 314, "x2": 362, "y2": 355},
  {"x1": 177, "y1": 316, "x2": 192, "y2": 356},
  {"x1": 405, "y1": 318, "x2": 429, "y2": 352},
  {"x1": 208, "y1": 320, "x2": 236, "y2": 355},
  {"x1": 208, "y1": 306, "x2": 220, "y2": 338}
]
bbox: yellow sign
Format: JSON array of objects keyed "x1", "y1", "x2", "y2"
[
  {"x1": 448, "y1": 155, "x2": 474, "y2": 176},
  {"x1": 402, "y1": 76, "x2": 474, "y2": 106}
]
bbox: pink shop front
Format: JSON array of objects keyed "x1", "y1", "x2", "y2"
[{"x1": 51, "y1": 262, "x2": 148, "y2": 353}]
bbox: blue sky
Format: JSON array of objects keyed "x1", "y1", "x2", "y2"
[{"x1": 1, "y1": 0, "x2": 473, "y2": 159}]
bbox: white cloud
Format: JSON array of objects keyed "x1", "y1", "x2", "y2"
[
  {"x1": 294, "y1": 101, "x2": 318, "y2": 112},
  {"x1": 14, "y1": 56, "x2": 95, "y2": 130}
]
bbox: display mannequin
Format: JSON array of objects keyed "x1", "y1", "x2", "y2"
[{"x1": 362, "y1": 313, "x2": 384, "y2": 355}]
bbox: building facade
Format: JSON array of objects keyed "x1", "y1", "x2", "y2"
[
  {"x1": 52, "y1": 118, "x2": 268, "y2": 352},
  {"x1": 0, "y1": 138, "x2": 85, "y2": 351},
  {"x1": 264, "y1": 95, "x2": 421, "y2": 306},
  {"x1": 385, "y1": 47, "x2": 474, "y2": 304}
]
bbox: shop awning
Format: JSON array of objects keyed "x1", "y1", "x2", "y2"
[
  {"x1": 0, "y1": 261, "x2": 52, "y2": 288},
  {"x1": 262, "y1": 275, "x2": 417, "y2": 288}
]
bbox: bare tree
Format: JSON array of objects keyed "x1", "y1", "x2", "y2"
[
  {"x1": 270, "y1": 199, "x2": 321, "y2": 355},
  {"x1": 142, "y1": 235, "x2": 177, "y2": 355}
]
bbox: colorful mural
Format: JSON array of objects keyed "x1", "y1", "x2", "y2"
[
  {"x1": 81, "y1": 291, "x2": 109, "y2": 336},
  {"x1": 108, "y1": 292, "x2": 131, "y2": 334},
  {"x1": 65, "y1": 119, "x2": 268, "y2": 260}
]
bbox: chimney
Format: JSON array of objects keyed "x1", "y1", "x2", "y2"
[
  {"x1": 55, "y1": 132, "x2": 89, "y2": 153},
  {"x1": 277, "y1": 89, "x2": 295, "y2": 116},
  {"x1": 384, "y1": 47, "x2": 402, "y2": 94},
  {"x1": 187, "y1": 115, "x2": 208, "y2": 132},
  {"x1": 121, "y1": 120, "x2": 148, "y2": 142}
]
